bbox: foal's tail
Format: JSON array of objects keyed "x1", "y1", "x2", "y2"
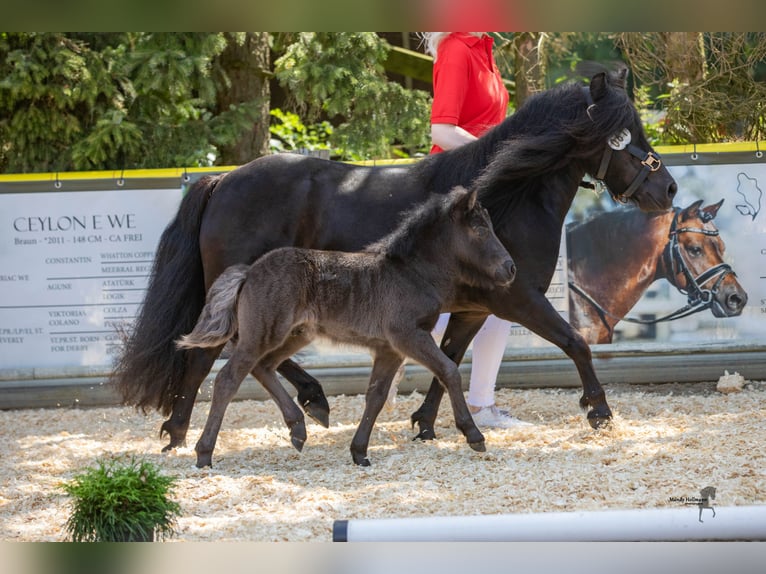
[{"x1": 176, "y1": 264, "x2": 250, "y2": 350}]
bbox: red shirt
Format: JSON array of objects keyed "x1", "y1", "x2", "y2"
[{"x1": 430, "y1": 33, "x2": 509, "y2": 154}]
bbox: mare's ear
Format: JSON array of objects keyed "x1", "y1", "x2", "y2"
[
  {"x1": 701, "y1": 198, "x2": 724, "y2": 222},
  {"x1": 589, "y1": 72, "x2": 608, "y2": 102},
  {"x1": 614, "y1": 66, "x2": 629, "y2": 88}
]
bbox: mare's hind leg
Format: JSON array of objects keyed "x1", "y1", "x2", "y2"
[
  {"x1": 160, "y1": 345, "x2": 222, "y2": 452},
  {"x1": 195, "y1": 351, "x2": 255, "y2": 468},
  {"x1": 277, "y1": 359, "x2": 330, "y2": 428},
  {"x1": 397, "y1": 329, "x2": 485, "y2": 452},
  {"x1": 410, "y1": 313, "x2": 486, "y2": 441},
  {"x1": 350, "y1": 349, "x2": 406, "y2": 466}
]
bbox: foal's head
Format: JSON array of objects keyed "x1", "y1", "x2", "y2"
[{"x1": 370, "y1": 186, "x2": 516, "y2": 289}]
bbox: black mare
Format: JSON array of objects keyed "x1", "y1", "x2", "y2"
[
  {"x1": 113, "y1": 67, "x2": 677, "y2": 451},
  {"x1": 176, "y1": 186, "x2": 515, "y2": 467}
]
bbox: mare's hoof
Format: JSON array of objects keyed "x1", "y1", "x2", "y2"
[
  {"x1": 159, "y1": 421, "x2": 187, "y2": 451},
  {"x1": 354, "y1": 457, "x2": 371, "y2": 467},
  {"x1": 412, "y1": 428, "x2": 437, "y2": 441},
  {"x1": 291, "y1": 436, "x2": 305, "y2": 452},
  {"x1": 587, "y1": 409, "x2": 613, "y2": 430},
  {"x1": 469, "y1": 440, "x2": 486, "y2": 453},
  {"x1": 302, "y1": 399, "x2": 330, "y2": 428}
]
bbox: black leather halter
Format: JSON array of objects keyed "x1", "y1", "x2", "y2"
[{"x1": 582, "y1": 88, "x2": 663, "y2": 202}]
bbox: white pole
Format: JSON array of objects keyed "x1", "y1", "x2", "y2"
[{"x1": 333, "y1": 506, "x2": 766, "y2": 542}]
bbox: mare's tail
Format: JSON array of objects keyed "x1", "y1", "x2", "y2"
[
  {"x1": 176, "y1": 265, "x2": 249, "y2": 350},
  {"x1": 110, "y1": 175, "x2": 222, "y2": 415}
]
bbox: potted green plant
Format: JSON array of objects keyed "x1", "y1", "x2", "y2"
[{"x1": 60, "y1": 455, "x2": 181, "y2": 542}]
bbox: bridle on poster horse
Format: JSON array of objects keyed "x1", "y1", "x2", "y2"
[{"x1": 569, "y1": 206, "x2": 735, "y2": 327}]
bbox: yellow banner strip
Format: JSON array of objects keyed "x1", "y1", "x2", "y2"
[{"x1": 0, "y1": 142, "x2": 762, "y2": 183}]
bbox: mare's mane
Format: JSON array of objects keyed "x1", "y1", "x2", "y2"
[
  {"x1": 415, "y1": 66, "x2": 639, "y2": 231},
  {"x1": 364, "y1": 189, "x2": 460, "y2": 260}
]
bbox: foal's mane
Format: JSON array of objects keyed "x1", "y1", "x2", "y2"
[
  {"x1": 365, "y1": 191, "x2": 457, "y2": 260},
  {"x1": 416, "y1": 66, "x2": 639, "y2": 229}
]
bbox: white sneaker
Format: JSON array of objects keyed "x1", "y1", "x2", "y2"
[{"x1": 470, "y1": 405, "x2": 533, "y2": 429}]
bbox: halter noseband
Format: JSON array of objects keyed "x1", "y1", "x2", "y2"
[{"x1": 583, "y1": 88, "x2": 663, "y2": 202}]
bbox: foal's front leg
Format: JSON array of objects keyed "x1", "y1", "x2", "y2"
[
  {"x1": 410, "y1": 313, "x2": 486, "y2": 441},
  {"x1": 397, "y1": 329, "x2": 485, "y2": 452},
  {"x1": 350, "y1": 349, "x2": 405, "y2": 466}
]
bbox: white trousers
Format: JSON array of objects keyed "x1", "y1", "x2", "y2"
[{"x1": 433, "y1": 313, "x2": 511, "y2": 408}]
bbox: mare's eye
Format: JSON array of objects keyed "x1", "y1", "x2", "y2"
[{"x1": 686, "y1": 245, "x2": 703, "y2": 257}]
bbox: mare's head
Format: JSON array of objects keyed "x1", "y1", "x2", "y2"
[
  {"x1": 667, "y1": 199, "x2": 747, "y2": 317},
  {"x1": 370, "y1": 186, "x2": 515, "y2": 288},
  {"x1": 582, "y1": 66, "x2": 677, "y2": 211}
]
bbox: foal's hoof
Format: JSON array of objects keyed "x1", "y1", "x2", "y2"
[
  {"x1": 468, "y1": 440, "x2": 486, "y2": 453},
  {"x1": 195, "y1": 454, "x2": 213, "y2": 468},
  {"x1": 291, "y1": 435, "x2": 305, "y2": 453},
  {"x1": 289, "y1": 421, "x2": 307, "y2": 452},
  {"x1": 353, "y1": 456, "x2": 371, "y2": 467}
]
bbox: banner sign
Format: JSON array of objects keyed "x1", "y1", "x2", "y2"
[
  {"x1": 1, "y1": 187, "x2": 183, "y2": 369},
  {"x1": 0, "y1": 150, "x2": 764, "y2": 373}
]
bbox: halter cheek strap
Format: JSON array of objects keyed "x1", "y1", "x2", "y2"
[{"x1": 583, "y1": 88, "x2": 663, "y2": 202}]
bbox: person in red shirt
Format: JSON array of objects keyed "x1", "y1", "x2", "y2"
[{"x1": 424, "y1": 32, "x2": 531, "y2": 429}]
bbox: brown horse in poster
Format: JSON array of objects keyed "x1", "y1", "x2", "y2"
[{"x1": 567, "y1": 199, "x2": 748, "y2": 344}]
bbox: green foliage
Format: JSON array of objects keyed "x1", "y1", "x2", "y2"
[
  {"x1": 274, "y1": 32, "x2": 431, "y2": 159},
  {"x1": 60, "y1": 456, "x2": 181, "y2": 542},
  {"x1": 268, "y1": 108, "x2": 341, "y2": 156},
  {"x1": 1, "y1": 32, "x2": 431, "y2": 172},
  {"x1": 0, "y1": 32, "x2": 231, "y2": 172}
]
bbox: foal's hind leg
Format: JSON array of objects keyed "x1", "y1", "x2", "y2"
[
  {"x1": 410, "y1": 313, "x2": 486, "y2": 441},
  {"x1": 161, "y1": 345, "x2": 222, "y2": 452},
  {"x1": 252, "y1": 360, "x2": 307, "y2": 453},
  {"x1": 277, "y1": 359, "x2": 330, "y2": 428},
  {"x1": 350, "y1": 349, "x2": 405, "y2": 466}
]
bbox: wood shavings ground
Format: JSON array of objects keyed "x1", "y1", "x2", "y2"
[{"x1": 1, "y1": 381, "x2": 764, "y2": 541}]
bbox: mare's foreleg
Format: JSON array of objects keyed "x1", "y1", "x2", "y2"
[
  {"x1": 160, "y1": 345, "x2": 222, "y2": 451},
  {"x1": 194, "y1": 351, "x2": 254, "y2": 468},
  {"x1": 503, "y1": 293, "x2": 612, "y2": 428},
  {"x1": 350, "y1": 349, "x2": 405, "y2": 466},
  {"x1": 410, "y1": 313, "x2": 486, "y2": 441},
  {"x1": 277, "y1": 359, "x2": 330, "y2": 428}
]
